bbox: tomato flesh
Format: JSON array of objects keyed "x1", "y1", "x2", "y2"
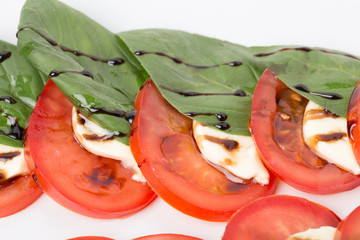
[
  {"x1": 251, "y1": 69, "x2": 360, "y2": 194},
  {"x1": 132, "y1": 234, "x2": 202, "y2": 240},
  {"x1": 222, "y1": 195, "x2": 341, "y2": 240},
  {"x1": 130, "y1": 79, "x2": 276, "y2": 222},
  {"x1": 24, "y1": 80, "x2": 156, "y2": 218},
  {"x1": 334, "y1": 205, "x2": 360, "y2": 239},
  {"x1": 348, "y1": 82, "x2": 360, "y2": 165},
  {"x1": 0, "y1": 174, "x2": 41, "y2": 217}
]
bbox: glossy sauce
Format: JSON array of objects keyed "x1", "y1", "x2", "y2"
[
  {"x1": 0, "y1": 51, "x2": 11, "y2": 63},
  {"x1": 134, "y1": 50, "x2": 242, "y2": 69},
  {"x1": 0, "y1": 97, "x2": 16, "y2": 104},
  {"x1": 0, "y1": 114, "x2": 25, "y2": 140},
  {"x1": 293, "y1": 84, "x2": 343, "y2": 100},
  {"x1": 161, "y1": 85, "x2": 247, "y2": 97},
  {"x1": 204, "y1": 135, "x2": 239, "y2": 151},
  {"x1": 17, "y1": 27, "x2": 125, "y2": 66},
  {"x1": 185, "y1": 112, "x2": 227, "y2": 121},
  {"x1": 254, "y1": 46, "x2": 360, "y2": 61},
  {"x1": 0, "y1": 151, "x2": 21, "y2": 162},
  {"x1": 49, "y1": 70, "x2": 94, "y2": 79}
]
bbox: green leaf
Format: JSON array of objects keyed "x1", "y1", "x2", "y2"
[
  {"x1": 249, "y1": 46, "x2": 360, "y2": 117},
  {"x1": 0, "y1": 40, "x2": 44, "y2": 148},
  {"x1": 119, "y1": 29, "x2": 267, "y2": 136},
  {"x1": 17, "y1": 0, "x2": 147, "y2": 145}
]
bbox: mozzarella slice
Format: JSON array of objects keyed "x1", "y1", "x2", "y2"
[
  {"x1": 0, "y1": 144, "x2": 29, "y2": 181},
  {"x1": 71, "y1": 107, "x2": 145, "y2": 182},
  {"x1": 303, "y1": 101, "x2": 360, "y2": 174},
  {"x1": 287, "y1": 226, "x2": 336, "y2": 240},
  {"x1": 192, "y1": 120, "x2": 269, "y2": 185}
]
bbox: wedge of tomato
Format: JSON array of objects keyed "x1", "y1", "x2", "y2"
[
  {"x1": 222, "y1": 195, "x2": 340, "y2": 240},
  {"x1": 133, "y1": 234, "x2": 201, "y2": 240},
  {"x1": 334, "y1": 205, "x2": 360, "y2": 239},
  {"x1": 0, "y1": 174, "x2": 42, "y2": 217},
  {"x1": 24, "y1": 80, "x2": 156, "y2": 218},
  {"x1": 251, "y1": 69, "x2": 360, "y2": 194},
  {"x1": 130, "y1": 79, "x2": 276, "y2": 222}
]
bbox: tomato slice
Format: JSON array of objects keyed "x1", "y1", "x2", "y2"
[
  {"x1": 251, "y1": 68, "x2": 360, "y2": 194},
  {"x1": 334, "y1": 205, "x2": 360, "y2": 239},
  {"x1": 24, "y1": 80, "x2": 156, "y2": 218},
  {"x1": 0, "y1": 174, "x2": 41, "y2": 217},
  {"x1": 130, "y1": 79, "x2": 276, "y2": 222},
  {"x1": 222, "y1": 195, "x2": 340, "y2": 240},
  {"x1": 348, "y1": 82, "x2": 360, "y2": 165},
  {"x1": 132, "y1": 234, "x2": 201, "y2": 240}
]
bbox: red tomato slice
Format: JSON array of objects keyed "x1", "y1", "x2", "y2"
[
  {"x1": 251, "y1": 69, "x2": 360, "y2": 194},
  {"x1": 24, "y1": 80, "x2": 156, "y2": 218},
  {"x1": 0, "y1": 174, "x2": 41, "y2": 217},
  {"x1": 348, "y1": 82, "x2": 360, "y2": 165},
  {"x1": 133, "y1": 234, "x2": 202, "y2": 240},
  {"x1": 334, "y1": 205, "x2": 360, "y2": 239},
  {"x1": 222, "y1": 195, "x2": 341, "y2": 240},
  {"x1": 68, "y1": 237, "x2": 114, "y2": 240},
  {"x1": 130, "y1": 79, "x2": 276, "y2": 222}
]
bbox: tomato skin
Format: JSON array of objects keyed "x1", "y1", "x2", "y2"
[
  {"x1": 132, "y1": 234, "x2": 202, "y2": 240},
  {"x1": 68, "y1": 237, "x2": 114, "y2": 240},
  {"x1": 222, "y1": 195, "x2": 340, "y2": 240},
  {"x1": 130, "y1": 79, "x2": 276, "y2": 222},
  {"x1": 0, "y1": 174, "x2": 42, "y2": 217},
  {"x1": 24, "y1": 80, "x2": 156, "y2": 218},
  {"x1": 251, "y1": 69, "x2": 360, "y2": 194},
  {"x1": 334, "y1": 205, "x2": 360, "y2": 239},
  {"x1": 348, "y1": 82, "x2": 360, "y2": 165}
]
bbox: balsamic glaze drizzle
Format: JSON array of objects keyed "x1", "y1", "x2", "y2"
[
  {"x1": 0, "y1": 152, "x2": 21, "y2": 162},
  {"x1": 49, "y1": 70, "x2": 94, "y2": 79},
  {"x1": 254, "y1": 46, "x2": 360, "y2": 61},
  {"x1": 293, "y1": 84, "x2": 343, "y2": 100},
  {"x1": 185, "y1": 112, "x2": 227, "y2": 121},
  {"x1": 0, "y1": 114, "x2": 25, "y2": 140},
  {"x1": 80, "y1": 105, "x2": 136, "y2": 125},
  {"x1": 0, "y1": 51, "x2": 11, "y2": 63},
  {"x1": 160, "y1": 85, "x2": 247, "y2": 97},
  {"x1": 17, "y1": 27, "x2": 125, "y2": 66},
  {"x1": 134, "y1": 50, "x2": 242, "y2": 69},
  {"x1": 213, "y1": 122, "x2": 231, "y2": 130},
  {"x1": 0, "y1": 97, "x2": 16, "y2": 104}
]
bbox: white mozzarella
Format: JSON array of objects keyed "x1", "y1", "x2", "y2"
[
  {"x1": 72, "y1": 107, "x2": 145, "y2": 182},
  {"x1": 0, "y1": 144, "x2": 29, "y2": 181},
  {"x1": 303, "y1": 101, "x2": 360, "y2": 175},
  {"x1": 287, "y1": 226, "x2": 336, "y2": 240},
  {"x1": 192, "y1": 120, "x2": 269, "y2": 185}
]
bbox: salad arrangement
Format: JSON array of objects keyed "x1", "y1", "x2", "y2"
[{"x1": 1, "y1": 0, "x2": 360, "y2": 239}]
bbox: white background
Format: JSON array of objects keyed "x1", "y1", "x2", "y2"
[{"x1": 2, "y1": 0, "x2": 360, "y2": 239}]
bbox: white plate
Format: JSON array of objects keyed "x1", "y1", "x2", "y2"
[{"x1": 1, "y1": 0, "x2": 360, "y2": 239}]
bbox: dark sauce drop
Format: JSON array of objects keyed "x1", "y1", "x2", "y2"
[
  {"x1": 134, "y1": 50, "x2": 242, "y2": 69},
  {"x1": 84, "y1": 106, "x2": 126, "y2": 118},
  {"x1": 160, "y1": 85, "x2": 247, "y2": 97},
  {"x1": 0, "y1": 97, "x2": 16, "y2": 104},
  {"x1": 213, "y1": 122, "x2": 230, "y2": 130},
  {"x1": 316, "y1": 132, "x2": 346, "y2": 142},
  {"x1": 184, "y1": 112, "x2": 227, "y2": 121},
  {"x1": 17, "y1": 27, "x2": 125, "y2": 65},
  {"x1": 204, "y1": 135, "x2": 239, "y2": 151},
  {"x1": 49, "y1": 70, "x2": 94, "y2": 79},
  {"x1": 0, "y1": 151, "x2": 21, "y2": 162},
  {"x1": 0, "y1": 114, "x2": 25, "y2": 140},
  {"x1": 125, "y1": 110, "x2": 137, "y2": 124},
  {"x1": 293, "y1": 83, "x2": 343, "y2": 100},
  {"x1": 254, "y1": 46, "x2": 360, "y2": 61},
  {"x1": 0, "y1": 51, "x2": 11, "y2": 63}
]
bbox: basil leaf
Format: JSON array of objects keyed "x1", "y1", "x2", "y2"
[
  {"x1": 119, "y1": 29, "x2": 266, "y2": 136},
  {"x1": 249, "y1": 46, "x2": 360, "y2": 117},
  {"x1": 0, "y1": 40, "x2": 44, "y2": 148},
  {"x1": 17, "y1": 0, "x2": 147, "y2": 145}
]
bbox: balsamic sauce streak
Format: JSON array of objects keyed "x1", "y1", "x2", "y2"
[
  {"x1": 213, "y1": 122, "x2": 230, "y2": 130},
  {"x1": 204, "y1": 135, "x2": 239, "y2": 151},
  {"x1": 0, "y1": 51, "x2": 11, "y2": 63},
  {"x1": 49, "y1": 70, "x2": 94, "y2": 79},
  {"x1": 0, "y1": 114, "x2": 25, "y2": 140},
  {"x1": 185, "y1": 112, "x2": 227, "y2": 121},
  {"x1": 316, "y1": 132, "x2": 346, "y2": 142},
  {"x1": 293, "y1": 84, "x2": 343, "y2": 100},
  {"x1": 0, "y1": 151, "x2": 20, "y2": 162},
  {"x1": 254, "y1": 46, "x2": 360, "y2": 61},
  {"x1": 160, "y1": 85, "x2": 247, "y2": 97},
  {"x1": 17, "y1": 27, "x2": 125, "y2": 66},
  {"x1": 134, "y1": 50, "x2": 242, "y2": 69},
  {"x1": 0, "y1": 97, "x2": 16, "y2": 104}
]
